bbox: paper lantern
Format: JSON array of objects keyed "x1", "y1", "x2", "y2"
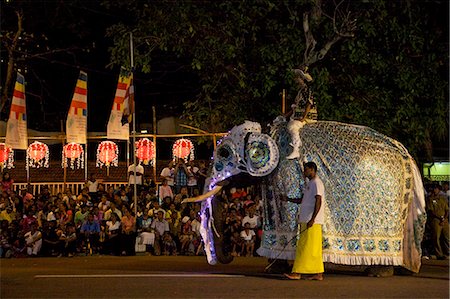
[
  {"x1": 62, "y1": 142, "x2": 84, "y2": 170},
  {"x1": 96, "y1": 141, "x2": 118, "y2": 168},
  {"x1": 135, "y1": 138, "x2": 155, "y2": 165},
  {"x1": 172, "y1": 138, "x2": 194, "y2": 162},
  {"x1": 26, "y1": 141, "x2": 49, "y2": 169},
  {"x1": 0, "y1": 143, "x2": 14, "y2": 170}
]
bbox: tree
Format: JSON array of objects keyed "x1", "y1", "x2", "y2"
[
  {"x1": 315, "y1": 0, "x2": 448, "y2": 161},
  {"x1": 106, "y1": 0, "x2": 355, "y2": 132}
]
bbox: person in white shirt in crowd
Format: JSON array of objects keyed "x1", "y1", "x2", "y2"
[
  {"x1": 86, "y1": 173, "x2": 102, "y2": 202},
  {"x1": 240, "y1": 222, "x2": 256, "y2": 257},
  {"x1": 128, "y1": 162, "x2": 144, "y2": 191},
  {"x1": 25, "y1": 223, "x2": 42, "y2": 256},
  {"x1": 241, "y1": 207, "x2": 259, "y2": 230},
  {"x1": 104, "y1": 202, "x2": 122, "y2": 221},
  {"x1": 160, "y1": 161, "x2": 175, "y2": 190},
  {"x1": 150, "y1": 211, "x2": 170, "y2": 256}
]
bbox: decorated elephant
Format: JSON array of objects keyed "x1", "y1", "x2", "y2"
[{"x1": 184, "y1": 118, "x2": 426, "y2": 274}]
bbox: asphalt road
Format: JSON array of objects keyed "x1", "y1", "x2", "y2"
[{"x1": 1, "y1": 255, "x2": 448, "y2": 298}]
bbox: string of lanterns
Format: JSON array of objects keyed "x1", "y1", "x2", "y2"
[{"x1": 3, "y1": 139, "x2": 197, "y2": 170}]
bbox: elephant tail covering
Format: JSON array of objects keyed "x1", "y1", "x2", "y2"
[{"x1": 298, "y1": 121, "x2": 426, "y2": 273}]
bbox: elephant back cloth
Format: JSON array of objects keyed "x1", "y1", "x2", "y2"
[{"x1": 258, "y1": 120, "x2": 426, "y2": 273}]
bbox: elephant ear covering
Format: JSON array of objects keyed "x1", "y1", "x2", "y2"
[{"x1": 245, "y1": 133, "x2": 280, "y2": 177}]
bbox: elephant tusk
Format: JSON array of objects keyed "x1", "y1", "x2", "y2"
[{"x1": 181, "y1": 185, "x2": 223, "y2": 203}]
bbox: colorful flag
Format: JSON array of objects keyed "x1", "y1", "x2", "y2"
[
  {"x1": 66, "y1": 71, "x2": 88, "y2": 144},
  {"x1": 121, "y1": 73, "x2": 134, "y2": 125},
  {"x1": 107, "y1": 70, "x2": 131, "y2": 140},
  {"x1": 6, "y1": 73, "x2": 28, "y2": 150}
]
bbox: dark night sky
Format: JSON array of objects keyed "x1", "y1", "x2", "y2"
[{"x1": 1, "y1": 1, "x2": 200, "y2": 133}]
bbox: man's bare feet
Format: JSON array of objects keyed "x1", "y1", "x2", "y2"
[
  {"x1": 305, "y1": 273, "x2": 323, "y2": 281},
  {"x1": 284, "y1": 273, "x2": 301, "y2": 280}
]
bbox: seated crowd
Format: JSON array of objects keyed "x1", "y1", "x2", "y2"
[{"x1": 0, "y1": 164, "x2": 263, "y2": 259}]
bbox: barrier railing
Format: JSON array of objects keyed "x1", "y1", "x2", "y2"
[{"x1": 13, "y1": 182, "x2": 128, "y2": 195}]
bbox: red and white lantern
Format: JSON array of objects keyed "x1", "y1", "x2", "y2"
[
  {"x1": 172, "y1": 138, "x2": 194, "y2": 162},
  {"x1": 135, "y1": 138, "x2": 155, "y2": 165},
  {"x1": 96, "y1": 141, "x2": 118, "y2": 168},
  {"x1": 62, "y1": 143, "x2": 84, "y2": 170},
  {"x1": 0, "y1": 143, "x2": 14, "y2": 170},
  {"x1": 26, "y1": 141, "x2": 49, "y2": 169}
]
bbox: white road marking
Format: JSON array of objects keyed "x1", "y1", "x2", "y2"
[{"x1": 35, "y1": 273, "x2": 245, "y2": 279}]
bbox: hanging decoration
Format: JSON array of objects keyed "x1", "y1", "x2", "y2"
[
  {"x1": 96, "y1": 141, "x2": 119, "y2": 168},
  {"x1": 0, "y1": 143, "x2": 14, "y2": 170},
  {"x1": 172, "y1": 138, "x2": 195, "y2": 162},
  {"x1": 135, "y1": 138, "x2": 155, "y2": 165},
  {"x1": 26, "y1": 141, "x2": 49, "y2": 170},
  {"x1": 62, "y1": 142, "x2": 84, "y2": 170}
]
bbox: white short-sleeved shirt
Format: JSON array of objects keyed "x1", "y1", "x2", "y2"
[
  {"x1": 242, "y1": 215, "x2": 258, "y2": 229},
  {"x1": 128, "y1": 164, "x2": 144, "y2": 185},
  {"x1": 240, "y1": 229, "x2": 256, "y2": 241},
  {"x1": 299, "y1": 176, "x2": 325, "y2": 224},
  {"x1": 86, "y1": 180, "x2": 99, "y2": 193},
  {"x1": 187, "y1": 166, "x2": 199, "y2": 187},
  {"x1": 160, "y1": 167, "x2": 174, "y2": 186}
]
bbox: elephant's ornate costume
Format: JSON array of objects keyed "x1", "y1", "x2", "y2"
[{"x1": 192, "y1": 118, "x2": 426, "y2": 273}]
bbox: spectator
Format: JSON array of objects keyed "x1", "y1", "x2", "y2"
[
  {"x1": 104, "y1": 202, "x2": 122, "y2": 221},
  {"x1": 74, "y1": 205, "x2": 89, "y2": 229},
  {"x1": 105, "y1": 213, "x2": 121, "y2": 256},
  {"x1": 41, "y1": 220, "x2": 60, "y2": 256},
  {"x1": 0, "y1": 205, "x2": 15, "y2": 224},
  {"x1": 240, "y1": 222, "x2": 256, "y2": 257},
  {"x1": 179, "y1": 216, "x2": 195, "y2": 255},
  {"x1": 80, "y1": 213, "x2": 101, "y2": 254},
  {"x1": 86, "y1": 173, "x2": 101, "y2": 202},
  {"x1": 161, "y1": 196, "x2": 173, "y2": 211},
  {"x1": 242, "y1": 208, "x2": 259, "y2": 230},
  {"x1": 138, "y1": 211, "x2": 155, "y2": 255},
  {"x1": 426, "y1": 184, "x2": 449, "y2": 260},
  {"x1": 150, "y1": 211, "x2": 169, "y2": 256},
  {"x1": 1, "y1": 172, "x2": 14, "y2": 194},
  {"x1": 98, "y1": 195, "x2": 110, "y2": 213},
  {"x1": 148, "y1": 200, "x2": 166, "y2": 219},
  {"x1": 160, "y1": 161, "x2": 175, "y2": 190},
  {"x1": 20, "y1": 209, "x2": 37, "y2": 234},
  {"x1": 21, "y1": 188, "x2": 34, "y2": 212},
  {"x1": 121, "y1": 208, "x2": 136, "y2": 256},
  {"x1": 162, "y1": 232, "x2": 177, "y2": 256},
  {"x1": 58, "y1": 203, "x2": 73, "y2": 228},
  {"x1": 25, "y1": 223, "x2": 42, "y2": 257},
  {"x1": 59, "y1": 223, "x2": 77, "y2": 257},
  {"x1": 159, "y1": 179, "x2": 174, "y2": 202},
  {"x1": 174, "y1": 159, "x2": 190, "y2": 194},
  {"x1": 128, "y1": 162, "x2": 144, "y2": 192}
]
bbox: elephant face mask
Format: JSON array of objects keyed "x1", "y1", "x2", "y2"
[{"x1": 211, "y1": 120, "x2": 280, "y2": 185}]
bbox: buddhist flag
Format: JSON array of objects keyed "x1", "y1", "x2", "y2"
[
  {"x1": 121, "y1": 74, "x2": 134, "y2": 125},
  {"x1": 66, "y1": 71, "x2": 88, "y2": 144},
  {"x1": 6, "y1": 73, "x2": 28, "y2": 150},
  {"x1": 107, "y1": 70, "x2": 131, "y2": 140}
]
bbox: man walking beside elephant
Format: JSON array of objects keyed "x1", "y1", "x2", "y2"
[{"x1": 284, "y1": 161, "x2": 325, "y2": 281}]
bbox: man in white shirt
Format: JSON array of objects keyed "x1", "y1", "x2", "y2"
[
  {"x1": 128, "y1": 162, "x2": 144, "y2": 187},
  {"x1": 160, "y1": 161, "x2": 175, "y2": 188},
  {"x1": 284, "y1": 161, "x2": 325, "y2": 281}
]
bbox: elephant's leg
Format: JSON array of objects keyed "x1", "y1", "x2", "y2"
[{"x1": 211, "y1": 195, "x2": 233, "y2": 264}]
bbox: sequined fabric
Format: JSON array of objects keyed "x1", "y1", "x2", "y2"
[{"x1": 258, "y1": 119, "x2": 426, "y2": 272}]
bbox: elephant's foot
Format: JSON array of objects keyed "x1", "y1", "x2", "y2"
[
  {"x1": 264, "y1": 259, "x2": 291, "y2": 274},
  {"x1": 365, "y1": 266, "x2": 394, "y2": 277}
]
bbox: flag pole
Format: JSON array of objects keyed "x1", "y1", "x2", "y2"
[
  {"x1": 130, "y1": 32, "x2": 138, "y2": 217},
  {"x1": 85, "y1": 75, "x2": 89, "y2": 182}
]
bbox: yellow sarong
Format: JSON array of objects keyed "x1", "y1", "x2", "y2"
[{"x1": 292, "y1": 223, "x2": 324, "y2": 274}]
